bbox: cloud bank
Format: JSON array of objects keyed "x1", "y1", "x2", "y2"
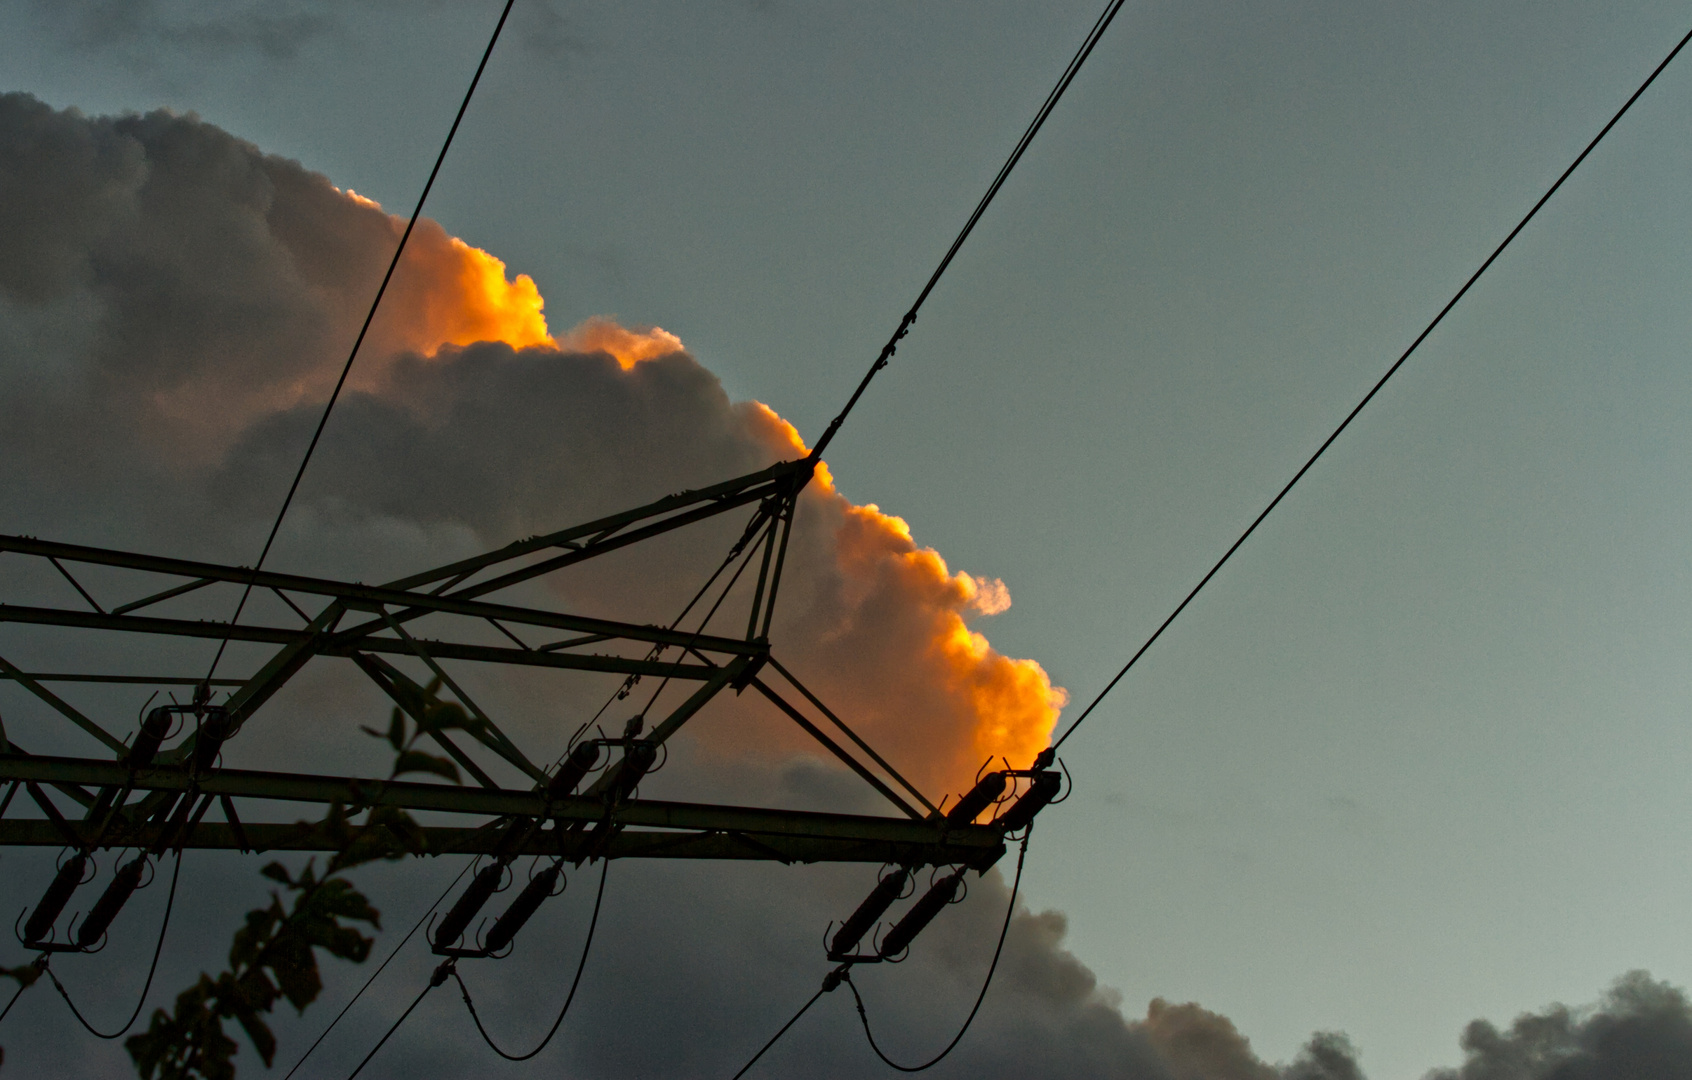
[{"x1": 0, "y1": 93, "x2": 1682, "y2": 1080}]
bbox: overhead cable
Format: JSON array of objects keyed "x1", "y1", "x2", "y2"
[
  {"x1": 344, "y1": 959, "x2": 457, "y2": 1080},
  {"x1": 203, "y1": 0, "x2": 519, "y2": 683},
  {"x1": 281, "y1": 860, "x2": 473, "y2": 1079},
  {"x1": 0, "y1": 964, "x2": 40, "y2": 1024},
  {"x1": 842, "y1": 836, "x2": 1029, "y2": 1072},
  {"x1": 728, "y1": 836, "x2": 1030, "y2": 1078},
  {"x1": 728, "y1": 985, "x2": 828, "y2": 1080},
  {"x1": 808, "y1": 0, "x2": 1130, "y2": 459},
  {"x1": 46, "y1": 849, "x2": 183, "y2": 1040},
  {"x1": 1051, "y1": 20, "x2": 1692, "y2": 752},
  {"x1": 452, "y1": 857, "x2": 610, "y2": 1061}
]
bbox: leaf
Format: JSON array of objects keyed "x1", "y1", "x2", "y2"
[
  {"x1": 391, "y1": 749, "x2": 460, "y2": 783},
  {"x1": 336, "y1": 806, "x2": 429, "y2": 870},
  {"x1": 419, "y1": 700, "x2": 481, "y2": 737},
  {"x1": 125, "y1": 975, "x2": 236, "y2": 1080},
  {"x1": 1, "y1": 963, "x2": 42, "y2": 989},
  {"x1": 358, "y1": 710, "x2": 407, "y2": 751}
]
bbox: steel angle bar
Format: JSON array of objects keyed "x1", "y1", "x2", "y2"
[
  {"x1": 375, "y1": 610, "x2": 546, "y2": 783},
  {"x1": 0, "y1": 604, "x2": 737, "y2": 681},
  {"x1": 766, "y1": 657, "x2": 936, "y2": 816},
  {"x1": 270, "y1": 588, "x2": 314, "y2": 624},
  {"x1": 325, "y1": 592, "x2": 767, "y2": 656},
  {"x1": 0, "y1": 673, "x2": 246, "y2": 686},
  {"x1": 383, "y1": 458, "x2": 812, "y2": 592},
  {"x1": 111, "y1": 576, "x2": 218, "y2": 616},
  {"x1": 0, "y1": 819, "x2": 1002, "y2": 866},
  {"x1": 0, "y1": 652, "x2": 127, "y2": 755},
  {"x1": 756, "y1": 494, "x2": 798, "y2": 642},
  {"x1": 0, "y1": 535, "x2": 768, "y2": 657},
  {"x1": 0, "y1": 755, "x2": 1002, "y2": 853},
  {"x1": 749, "y1": 678, "x2": 924, "y2": 821},
  {"x1": 47, "y1": 556, "x2": 106, "y2": 613},
  {"x1": 0, "y1": 602, "x2": 308, "y2": 646},
  {"x1": 344, "y1": 639, "x2": 729, "y2": 679},
  {"x1": 352, "y1": 654, "x2": 501, "y2": 790},
  {"x1": 429, "y1": 490, "x2": 781, "y2": 605}
]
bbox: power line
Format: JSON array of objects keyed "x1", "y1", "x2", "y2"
[
  {"x1": 47, "y1": 850, "x2": 183, "y2": 1040},
  {"x1": 451, "y1": 857, "x2": 609, "y2": 1061},
  {"x1": 842, "y1": 836, "x2": 1029, "y2": 1072},
  {"x1": 728, "y1": 836, "x2": 1030, "y2": 1078},
  {"x1": 344, "y1": 959, "x2": 457, "y2": 1080},
  {"x1": 1051, "y1": 19, "x2": 1692, "y2": 752},
  {"x1": 728, "y1": 985, "x2": 826, "y2": 1080},
  {"x1": 281, "y1": 859, "x2": 473, "y2": 1079},
  {"x1": 203, "y1": 0, "x2": 519, "y2": 683},
  {"x1": 808, "y1": 0, "x2": 1130, "y2": 460},
  {"x1": 0, "y1": 964, "x2": 39, "y2": 1024}
]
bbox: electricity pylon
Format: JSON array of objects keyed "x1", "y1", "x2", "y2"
[{"x1": 0, "y1": 454, "x2": 1056, "y2": 952}]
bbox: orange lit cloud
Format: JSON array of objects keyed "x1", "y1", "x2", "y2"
[
  {"x1": 316, "y1": 185, "x2": 1064, "y2": 799},
  {"x1": 736, "y1": 405, "x2": 1065, "y2": 796},
  {"x1": 352, "y1": 193, "x2": 554, "y2": 362},
  {"x1": 557, "y1": 316, "x2": 686, "y2": 369},
  {"x1": 111, "y1": 148, "x2": 1066, "y2": 803},
  {"x1": 346, "y1": 193, "x2": 684, "y2": 377}
]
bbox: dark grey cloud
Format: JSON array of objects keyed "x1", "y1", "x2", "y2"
[
  {"x1": 0, "y1": 91, "x2": 1676, "y2": 1080},
  {"x1": 0, "y1": 92, "x2": 1203, "y2": 1079},
  {"x1": 26, "y1": 0, "x2": 337, "y2": 67},
  {"x1": 22, "y1": 0, "x2": 586, "y2": 72},
  {"x1": 1424, "y1": 971, "x2": 1692, "y2": 1080}
]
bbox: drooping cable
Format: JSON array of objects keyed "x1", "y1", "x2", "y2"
[
  {"x1": 1051, "y1": 20, "x2": 1692, "y2": 752},
  {"x1": 202, "y1": 0, "x2": 519, "y2": 684},
  {"x1": 809, "y1": 0, "x2": 1129, "y2": 459},
  {"x1": 451, "y1": 856, "x2": 609, "y2": 1061},
  {"x1": 843, "y1": 835, "x2": 1028, "y2": 1072},
  {"x1": 727, "y1": 835, "x2": 1030, "y2": 1078},
  {"x1": 281, "y1": 859, "x2": 473, "y2": 1079},
  {"x1": 45, "y1": 849, "x2": 182, "y2": 1040}
]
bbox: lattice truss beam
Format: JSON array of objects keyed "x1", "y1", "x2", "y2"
[{"x1": 0, "y1": 458, "x2": 1032, "y2": 880}]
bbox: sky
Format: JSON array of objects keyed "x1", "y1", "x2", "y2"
[{"x1": 4, "y1": 1, "x2": 1692, "y2": 1078}]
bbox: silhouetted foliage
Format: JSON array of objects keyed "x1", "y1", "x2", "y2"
[{"x1": 124, "y1": 682, "x2": 470, "y2": 1079}]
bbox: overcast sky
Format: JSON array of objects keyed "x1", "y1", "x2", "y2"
[{"x1": 5, "y1": 2, "x2": 1692, "y2": 1078}]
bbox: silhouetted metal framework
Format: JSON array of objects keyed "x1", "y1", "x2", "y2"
[{"x1": 0, "y1": 457, "x2": 1028, "y2": 912}]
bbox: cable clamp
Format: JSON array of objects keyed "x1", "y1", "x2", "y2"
[{"x1": 821, "y1": 963, "x2": 850, "y2": 994}]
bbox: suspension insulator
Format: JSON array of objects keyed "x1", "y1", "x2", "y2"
[
  {"x1": 877, "y1": 869, "x2": 964, "y2": 959},
  {"x1": 482, "y1": 865, "x2": 562, "y2": 954},
  {"x1": 945, "y1": 772, "x2": 1008, "y2": 825},
  {"x1": 191, "y1": 707, "x2": 233, "y2": 773},
  {"x1": 75, "y1": 853, "x2": 148, "y2": 948},
  {"x1": 611, "y1": 741, "x2": 657, "y2": 801},
  {"x1": 24, "y1": 852, "x2": 89, "y2": 944},
  {"x1": 129, "y1": 708, "x2": 174, "y2": 767},
  {"x1": 830, "y1": 867, "x2": 910, "y2": 957},
  {"x1": 547, "y1": 741, "x2": 602, "y2": 799},
  {"x1": 993, "y1": 770, "x2": 1061, "y2": 833},
  {"x1": 433, "y1": 862, "x2": 505, "y2": 950}
]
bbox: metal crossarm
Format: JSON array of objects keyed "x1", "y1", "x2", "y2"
[
  {"x1": 0, "y1": 755, "x2": 1006, "y2": 869},
  {"x1": 0, "y1": 458, "x2": 982, "y2": 871}
]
